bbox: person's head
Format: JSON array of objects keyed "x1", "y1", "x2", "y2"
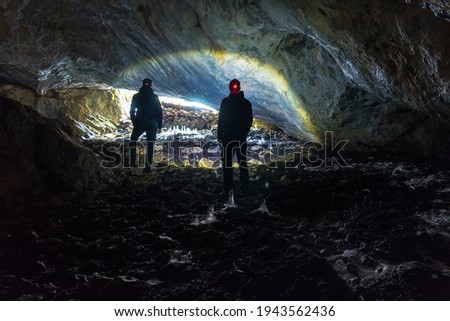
[
  {"x1": 229, "y1": 79, "x2": 240, "y2": 94},
  {"x1": 142, "y1": 78, "x2": 152, "y2": 88}
]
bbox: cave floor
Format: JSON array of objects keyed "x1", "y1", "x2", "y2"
[{"x1": 1, "y1": 152, "x2": 450, "y2": 300}]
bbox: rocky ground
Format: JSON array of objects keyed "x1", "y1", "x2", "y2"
[
  {"x1": 162, "y1": 103, "x2": 217, "y2": 130},
  {"x1": 0, "y1": 150, "x2": 449, "y2": 300}
]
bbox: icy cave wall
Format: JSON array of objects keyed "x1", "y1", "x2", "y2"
[{"x1": 0, "y1": 0, "x2": 449, "y2": 154}]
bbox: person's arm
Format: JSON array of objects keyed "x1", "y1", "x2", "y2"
[
  {"x1": 217, "y1": 100, "x2": 225, "y2": 142},
  {"x1": 130, "y1": 95, "x2": 137, "y2": 124},
  {"x1": 156, "y1": 96, "x2": 163, "y2": 131},
  {"x1": 246, "y1": 101, "x2": 253, "y2": 133},
  {"x1": 242, "y1": 100, "x2": 253, "y2": 139}
]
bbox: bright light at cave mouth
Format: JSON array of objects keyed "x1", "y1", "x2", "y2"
[
  {"x1": 159, "y1": 96, "x2": 217, "y2": 113},
  {"x1": 114, "y1": 88, "x2": 217, "y2": 118}
]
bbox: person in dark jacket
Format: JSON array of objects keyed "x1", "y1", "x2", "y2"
[
  {"x1": 129, "y1": 78, "x2": 163, "y2": 173},
  {"x1": 218, "y1": 79, "x2": 253, "y2": 197}
]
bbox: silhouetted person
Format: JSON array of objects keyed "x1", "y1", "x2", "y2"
[
  {"x1": 130, "y1": 78, "x2": 162, "y2": 173},
  {"x1": 218, "y1": 79, "x2": 253, "y2": 198}
]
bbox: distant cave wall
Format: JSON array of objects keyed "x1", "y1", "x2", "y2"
[{"x1": 0, "y1": 0, "x2": 449, "y2": 155}]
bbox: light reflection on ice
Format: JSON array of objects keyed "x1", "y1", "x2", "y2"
[
  {"x1": 158, "y1": 125, "x2": 206, "y2": 140},
  {"x1": 191, "y1": 205, "x2": 218, "y2": 225},
  {"x1": 224, "y1": 190, "x2": 237, "y2": 210},
  {"x1": 201, "y1": 205, "x2": 218, "y2": 224},
  {"x1": 251, "y1": 199, "x2": 271, "y2": 216},
  {"x1": 169, "y1": 250, "x2": 192, "y2": 264}
]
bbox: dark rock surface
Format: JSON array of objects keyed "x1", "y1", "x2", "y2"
[
  {"x1": 1, "y1": 152, "x2": 449, "y2": 300},
  {"x1": 0, "y1": 1, "x2": 449, "y2": 153}
]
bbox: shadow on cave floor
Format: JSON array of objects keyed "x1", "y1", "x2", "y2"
[{"x1": 0, "y1": 152, "x2": 450, "y2": 300}]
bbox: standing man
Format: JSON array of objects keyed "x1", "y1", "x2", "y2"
[
  {"x1": 130, "y1": 78, "x2": 163, "y2": 173},
  {"x1": 218, "y1": 79, "x2": 253, "y2": 198}
]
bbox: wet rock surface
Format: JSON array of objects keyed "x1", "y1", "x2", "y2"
[{"x1": 1, "y1": 152, "x2": 449, "y2": 300}]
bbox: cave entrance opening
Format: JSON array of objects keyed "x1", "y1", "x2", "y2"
[{"x1": 89, "y1": 88, "x2": 298, "y2": 170}]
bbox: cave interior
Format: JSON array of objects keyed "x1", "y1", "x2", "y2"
[{"x1": 0, "y1": 0, "x2": 449, "y2": 300}]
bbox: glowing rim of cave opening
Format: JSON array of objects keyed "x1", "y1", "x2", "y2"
[
  {"x1": 118, "y1": 50, "x2": 317, "y2": 140},
  {"x1": 159, "y1": 96, "x2": 217, "y2": 113},
  {"x1": 113, "y1": 88, "x2": 218, "y2": 119}
]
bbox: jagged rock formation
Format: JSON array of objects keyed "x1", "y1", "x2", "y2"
[{"x1": 0, "y1": 0, "x2": 449, "y2": 153}]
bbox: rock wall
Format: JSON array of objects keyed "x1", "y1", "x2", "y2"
[
  {"x1": 0, "y1": 0, "x2": 449, "y2": 154},
  {"x1": 0, "y1": 95, "x2": 114, "y2": 213},
  {"x1": 0, "y1": 84, "x2": 123, "y2": 137}
]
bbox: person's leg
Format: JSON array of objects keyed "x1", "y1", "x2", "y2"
[
  {"x1": 237, "y1": 140, "x2": 249, "y2": 193},
  {"x1": 221, "y1": 140, "x2": 235, "y2": 194},
  {"x1": 144, "y1": 120, "x2": 158, "y2": 171},
  {"x1": 130, "y1": 123, "x2": 144, "y2": 167}
]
